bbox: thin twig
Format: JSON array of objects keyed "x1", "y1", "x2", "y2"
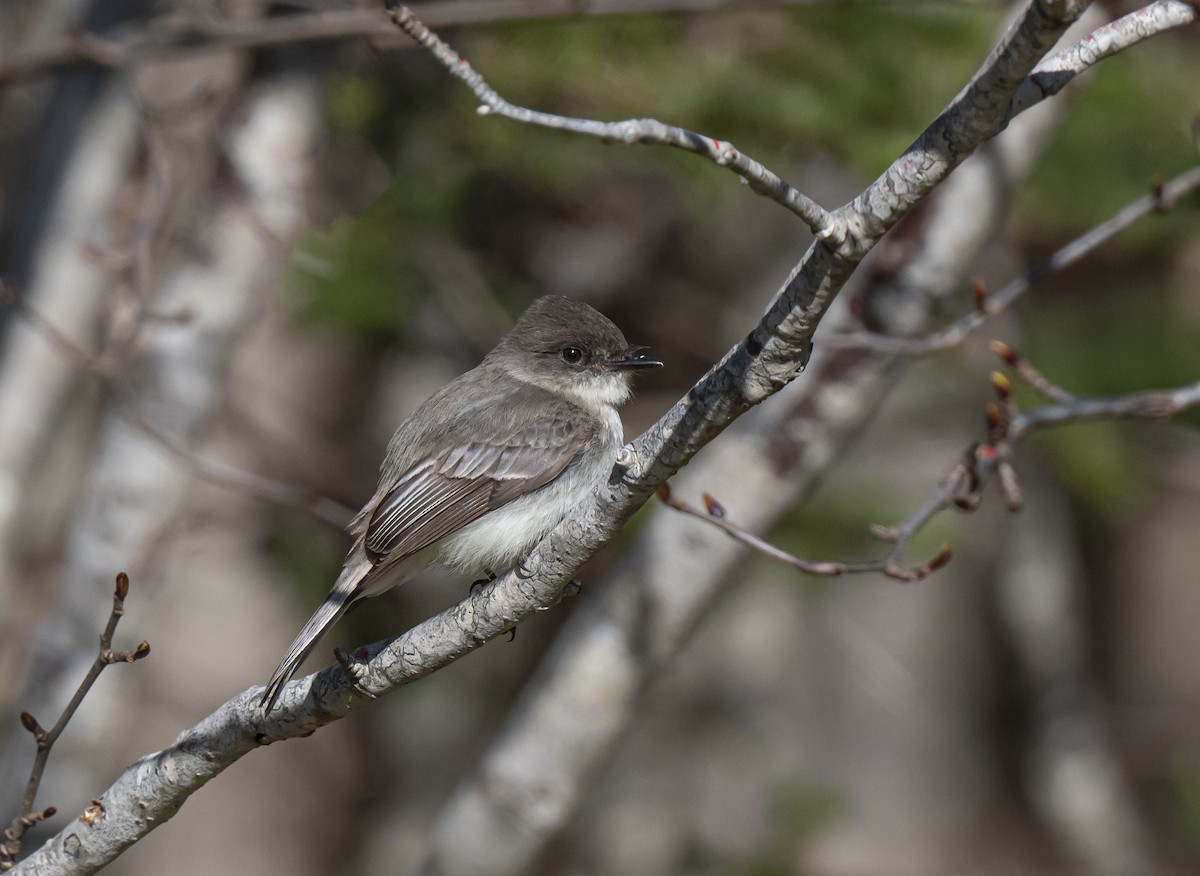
[
  {"x1": 0, "y1": 574, "x2": 149, "y2": 871},
  {"x1": 657, "y1": 484, "x2": 953, "y2": 583},
  {"x1": 1010, "y1": 379, "x2": 1200, "y2": 438},
  {"x1": 124, "y1": 409, "x2": 354, "y2": 528},
  {"x1": 825, "y1": 163, "x2": 1200, "y2": 354},
  {"x1": 662, "y1": 360, "x2": 1200, "y2": 583},
  {"x1": 990, "y1": 340, "x2": 1076, "y2": 404},
  {"x1": 385, "y1": 3, "x2": 833, "y2": 236}
]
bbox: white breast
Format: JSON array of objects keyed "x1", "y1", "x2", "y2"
[{"x1": 437, "y1": 406, "x2": 624, "y2": 573}]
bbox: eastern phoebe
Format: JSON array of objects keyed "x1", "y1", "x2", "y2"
[{"x1": 261, "y1": 296, "x2": 661, "y2": 710}]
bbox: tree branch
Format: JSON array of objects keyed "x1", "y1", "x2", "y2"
[
  {"x1": 0, "y1": 0, "x2": 858, "y2": 87},
  {"x1": 0, "y1": 575, "x2": 147, "y2": 872},
  {"x1": 657, "y1": 485, "x2": 952, "y2": 582},
  {"x1": 1011, "y1": 0, "x2": 1198, "y2": 117}
]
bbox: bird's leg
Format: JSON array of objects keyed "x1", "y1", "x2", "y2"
[{"x1": 469, "y1": 569, "x2": 497, "y2": 594}]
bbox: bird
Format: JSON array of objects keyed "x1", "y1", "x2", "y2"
[{"x1": 260, "y1": 295, "x2": 661, "y2": 710}]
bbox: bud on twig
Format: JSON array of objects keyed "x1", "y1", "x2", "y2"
[
  {"x1": 970, "y1": 279, "x2": 988, "y2": 312},
  {"x1": 114, "y1": 572, "x2": 129, "y2": 600},
  {"x1": 991, "y1": 371, "x2": 1011, "y2": 401},
  {"x1": 19, "y1": 712, "x2": 42, "y2": 737},
  {"x1": 989, "y1": 339, "x2": 1018, "y2": 366}
]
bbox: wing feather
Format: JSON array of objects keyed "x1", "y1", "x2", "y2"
[{"x1": 363, "y1": 395, "x2": 595, "y2": 565}]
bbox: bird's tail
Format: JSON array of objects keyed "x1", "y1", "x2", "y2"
[{"x1": 260, "y1": 560, "x2": 369, "y2": 712}]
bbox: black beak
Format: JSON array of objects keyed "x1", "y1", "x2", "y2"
[{"x1": 609, "y1": 345, "x2": 663, "y2": 370}]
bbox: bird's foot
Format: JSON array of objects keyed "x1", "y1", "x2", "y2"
[
  {"x1": 334, "y1": 647, "x2": 376, "y2": 700},
  {"x1": 469, "y1": 569, "x2": 497, "y2": 594}
]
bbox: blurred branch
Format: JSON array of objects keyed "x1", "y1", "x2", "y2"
[
  {"x1": 825, "y1": 163, "x2": 1200, "y2": 354},
  {"x1": 0, "y1": 0, "x2": 874, "y2": 87},
  {"x1": 998, "y1": 477, "x2": 1166, "y2": 875},
  {"x1": 0, "y1": 282, "x2": 354, "y2": 529},
  {"x1": 386, "y1": 4, "x2": 833, "y2": 235},
  {"x1": 0, "y1": 574, "x2": 148, "y2": 872}
]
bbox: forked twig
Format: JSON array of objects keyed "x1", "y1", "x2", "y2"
[
  {"x1": 0, "y1": 574, "x2": 149, "y2": 871},
  {"x1": 662, "y1": 343, "x2": 1200, "y2": 584}
]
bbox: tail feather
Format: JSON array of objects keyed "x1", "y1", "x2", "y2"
[{"x1": 260, "y1": 562, "x2": 368, "y2": 712}]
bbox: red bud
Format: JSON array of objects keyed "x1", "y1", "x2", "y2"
[
  {"x1": 702, "y1": 493, "x2": 726, "y2": 518},
  {"x1": 970, "y1": 279, "x2": 988, "y2": 311},
  {"x1": 989, "y1": 339, "x2": 1018, "y2": 366},
  {"x1": 929, "y1": 545, "x2": 953, "y2": 571}
]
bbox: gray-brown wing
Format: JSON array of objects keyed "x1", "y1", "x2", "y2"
[{"x1": 363, "y1": 405, "x2": 594, "y2": 563}]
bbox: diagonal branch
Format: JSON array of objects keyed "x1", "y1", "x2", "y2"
[
  {"x1": 0, "y1": 282, "x2": 355, "y2": 529},
  {"x1": 1011, "y1": 0, "x2": 1198, "y2": 116}
]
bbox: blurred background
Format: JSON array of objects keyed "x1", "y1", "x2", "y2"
[{"x1": 1, "y1": 1, "x2": 1199, "y2": 873}]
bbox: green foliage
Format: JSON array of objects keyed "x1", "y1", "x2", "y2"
[
  {"x1": 463, "y1": 6, "x2": 998, "y2": 173},
  {"x1": 1020, "y1": 31, "x2": 1200, "y2": 239}
]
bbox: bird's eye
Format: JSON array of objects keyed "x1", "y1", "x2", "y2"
[{"x1": 561, "y1": 346, "x2": 583, "y2": 364}]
